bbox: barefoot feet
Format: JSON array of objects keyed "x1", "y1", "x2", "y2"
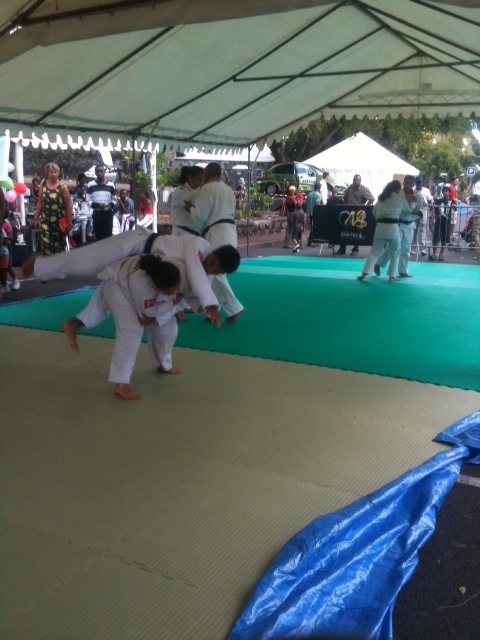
[
  {"x1": 115, "y1": 383, "x2": 141, "y2": 400},
  {"x1": 157, "y1": 366, "x2": 181, "y2": 375},
  {"x1": 373, "y1": 264, "x2": 380, "y2": 276},
  {"x1": 388, "y1": 276, "x2": 399, "y2": 282},
  {"x1": 61, "y1": 318, "x2": 82, "y2": 352}
]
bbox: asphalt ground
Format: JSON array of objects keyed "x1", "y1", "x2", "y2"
[{"x1": 2, "y1": 233, "x2": 479, "y2": 639}]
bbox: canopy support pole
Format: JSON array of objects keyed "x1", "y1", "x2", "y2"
[{"x1": 246, "y1": 144, "x2": 252, "y2": 257}]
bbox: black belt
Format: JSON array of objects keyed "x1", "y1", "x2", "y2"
[
  {"x1": 176, "y1": 225, "x2": 201, "y2": 236},
  {"x1": 201, "y1": 218, "x2": 235, "y2": 237},
  {"x1": 144, "y1": 232, "x2": 160, "y2": 253},
  {"x1": 376, "y1": 218, "x2": 399, "y2": 224},
  {"x1": 398, "y1": 220, "x2": 414, "y2": 225}
]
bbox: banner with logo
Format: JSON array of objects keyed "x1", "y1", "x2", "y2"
[{"x1": 312, "y1": 204, "x2": 376, "y2": 246}]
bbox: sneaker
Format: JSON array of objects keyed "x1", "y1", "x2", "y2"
[
  {"x1": 351, "y1": 248, "x2": 359, "y2": 255},
  {"x1": 0, "y1": 285, "x2": 10, "y2": 294},
  {"x1": 336, "y1": 248, "x2": 346, "y2": 255},
  {"x1": 421, "y1": 251, "x2": 427, "y2": 256},
  {"x1": 12, "y1": 279, "x2": 20, "y2": 290}
]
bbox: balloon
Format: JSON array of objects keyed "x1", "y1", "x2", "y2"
[
  {"x1": 7, "y1": 162, "x2": 15, "y2": 173},
  {"x1": 0, "y1": 178, "x2": 14, "y2": 190},
  {"x1": 5, "y1": 190, "x2": 17, "y2": 202},
  {"x1": 14, "y1": 182, "x2": 27, "y2": 195}
]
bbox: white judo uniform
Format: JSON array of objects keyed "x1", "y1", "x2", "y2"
[
  {"x1": 77, "y1": 256, "x2": 186, "y2": 384},
  {"x1": 33, "y1": 230, "x2": 219, "y2": 311},
  {"x1": 189, "y1": 180, "x2": 243, "y2": 317},
  {"x1": 170, "y1": 184, "x2": 202, "y2": 237},
  {"x1": 376, "y1": 190, "x2": 422, "y2": 275},
  {"x1": 361, "y1": 194, "x2": 414, "y2": 277}
]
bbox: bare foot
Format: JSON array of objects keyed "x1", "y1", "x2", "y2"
[
  {"x1": 175, "y1": 311, "x2": 187, "y2": 322},
  {"x1": 357, "y1": 274, "x2": 366, "y2": 281},
  {"x1": 373, "y1": 264, "x2": 380, "y2": 276},
  {"x1": 388, "y1": 276, "x2": 399, "y2": 282},
  {"x1": 225, "y1": 309, "x2": 244, "y2": 324},
  {"x1": 115, "y1": 383, "x2": 141, "y2": 400},
  {"x1": 21, "y1": 256, "x2": 36, "y2": 279},
  {"x1": 61, "y1": 319, "x2": 82, "y2": 352},
  {"x1": 157, "y1": 366, "x2": 181, "y2": 375}
]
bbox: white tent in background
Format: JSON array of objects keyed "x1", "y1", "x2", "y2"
[{"x1": 304, "y1": 133, "x2": 420, "y2": 199}]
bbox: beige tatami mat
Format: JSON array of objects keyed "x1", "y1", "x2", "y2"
[{"x1": 1, "y1": 326, "x2": 478, "y2": 639}]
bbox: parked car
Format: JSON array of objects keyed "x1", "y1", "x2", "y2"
[{"x1": 258, "y1": 162, "x2": 324, "y2": 195}]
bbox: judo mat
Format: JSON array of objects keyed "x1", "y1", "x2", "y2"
[
  {"x1": 1, "y1": 257, "x2": 479, "y2": 638},
  {"x1": 1, "y1": 256, "x2": 479, "y2": 391}
]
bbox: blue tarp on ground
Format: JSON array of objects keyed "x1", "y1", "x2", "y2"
[{"x1": 228, "y1": 412, "x2": 480, "y2": 640}]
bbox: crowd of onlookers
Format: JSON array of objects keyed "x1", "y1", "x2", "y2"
[{"x1": 280, "y1": 171, "x2": 480, "y2": 264}]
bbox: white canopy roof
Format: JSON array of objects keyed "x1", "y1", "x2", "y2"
[
  {"x1": 1, "y1": 1, "x2": 479, "y2": 151},
  {"x1": 305, "y1": 133, "x2": 420, "y2": 197}
]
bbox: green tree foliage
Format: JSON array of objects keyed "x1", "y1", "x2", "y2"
[
  {"x1": 271, "y1": 114, "x2": 479, "y2": 186},
  {"x1": 23, "y1": 148, "x2": 99, "y2": 180}
]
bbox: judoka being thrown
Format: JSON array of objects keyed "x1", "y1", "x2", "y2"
[{"x1": 61, "y1": 255, "x2": 185, "y2": 401}]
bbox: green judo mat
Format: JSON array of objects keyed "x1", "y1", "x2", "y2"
[{"x1": 1, "y1": 257, "x2": 479, "y2": 391}]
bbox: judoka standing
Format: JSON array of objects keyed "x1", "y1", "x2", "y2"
[
  {"x1": 61, "y1": 254, "x2": 182, "y2": 400},
  {"x1": 185, "y1": 162, "x2": 244, "y2": 324},
  {"x1": 375, "y1": 175, "x2": 422, "y2": 278}
]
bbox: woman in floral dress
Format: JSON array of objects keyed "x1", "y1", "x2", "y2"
[{"x1": 34, "y1": 162, "x2": 72, "y2": 255}]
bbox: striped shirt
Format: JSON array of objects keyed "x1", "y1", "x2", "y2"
[{"x1": 86, "y1": 180, "x2": 117, "y2": 210}]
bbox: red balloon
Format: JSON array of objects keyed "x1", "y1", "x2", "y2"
[{"x1": 14, "y1": 182, "x2": 27, "y2": 195}]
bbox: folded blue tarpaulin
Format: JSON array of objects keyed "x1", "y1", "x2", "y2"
[{"x1": 228, "y1": 411, "x2": 480, "y2": 640}]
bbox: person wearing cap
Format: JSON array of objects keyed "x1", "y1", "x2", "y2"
[{"x1": 412, "y1": 176, "x2": 434, "y2": 256}]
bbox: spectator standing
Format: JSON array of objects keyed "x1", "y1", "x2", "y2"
[
  {"x1": 412, "y1": 176, "x2": 433, "y2": 256},
  {"x1": 29, "y1": 177, "x2": 40, "y2": 208},
  {"x1": 326, "y1": 187, "x2": 344, "y2": 206},
  {"x1": 306, "y1": 182, "x2": 322, "y2": 246},
  {"x1": 0, "y1": 228, "x2": 10, "y2": 295},
  {"x1": 470, "y1": 195, "x2": 480, "y2": 261},
  {"x1": 319, "y1": 171, "x2": 330, "y2": 205},
  {"x1": 86, "y1": 165, "x2": 117, "y2": 241},
  {"x1": 291, "y1": 201, "x2": 305, "y2": 253},
  {"x1": 337, "y1": 174, "x2": 374, "y2": 255},
  {"x1": 448, "y1": 176, "x2": 461, "y2": 241},
  {"x1": 430, "y1": 186, "x2": 454, "y2": 262},
  {"x1": 282, "y1": 185, "x2": 304, "y2": 249},
  {"x1": 2, "y1": 215, "x2": 20, "y2": 289},
  {"x1": 34, "y1": 162, "x2": 72, "y2": 255}
]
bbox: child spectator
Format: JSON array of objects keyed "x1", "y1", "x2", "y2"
[
  {"x1": 291, "y1": 200, "x2": 305, "y2": 253},
  {"x1": 2, "y1": 215, "x2": 20, "y2": 289}
]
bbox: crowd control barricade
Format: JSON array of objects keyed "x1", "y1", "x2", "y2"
[{"x1": 311, "y1": 204, "x2": 376, "y2": 255}]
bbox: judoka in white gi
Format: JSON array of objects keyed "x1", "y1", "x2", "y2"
[
  {"x1": 22, "y1": 232, "x2": 241, "y2": 327},
  {"x1": 185, "y1": 162, "x2": 244, "y2": 324},
  {"x1": 357, "y1": 180, "x2": 415, "y2": 282},
  {"x1": 374, "y1": 175, "x2": 423, "y2": 278},
  {"x1": 170, "y1": 166, "x2": 204, "y2": 237},
  {"x1": 61, "y1": 255, "x2": 184, "y2": 400}
]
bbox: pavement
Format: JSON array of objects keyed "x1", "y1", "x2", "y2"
[{"x1": 2, "y1": 233, "x2": 479, "y2": 639}]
